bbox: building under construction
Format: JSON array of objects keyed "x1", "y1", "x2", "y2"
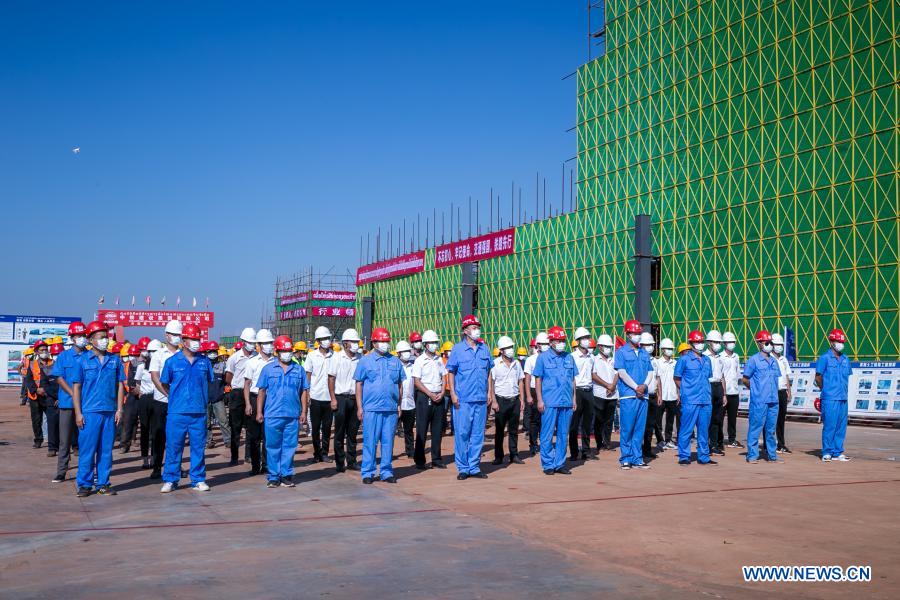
[{"x1": 269, "y1": 268, "x2": 357, "y2": 343}]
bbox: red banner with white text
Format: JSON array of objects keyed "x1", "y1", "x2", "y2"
[
  {"x1": 434, "y1": 228, "x2": 516, "y2": 268},
  {"x1": 356, "y1": 251, "x2": 426, "y2": 285}
]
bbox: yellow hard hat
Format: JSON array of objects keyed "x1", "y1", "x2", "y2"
[
  {"x1": 491, "y1": 347, "x2": 500, "y2": 357},
  {"x1": 571, "y1": 339, "x2": 578, "y2": 348},
  {"x1": 50, "y1": 336, "x2": 63, "y2": 344},
  {"x1": 358, "y1": 340, "x2": 364, "y2": 348},
  {"x1": 516, "y1": 346, "x2": 527, "y2": 357},
  {"x1": 120, "y1": 343, "x2": 131, "y2": 358},
  {"x1": 217, "y1": 347, "x2": 228, "y2": 356},
  {"x1": 227, "y1": 348, "x2": 235, "y2": 356},
  {"x1": 24, "y1": 347, "x2": 34, "y2": 356},
  {"x1": 313, "y1": 341, "x2": 319, "y2": 349},
  {"x1": 332, "y1": 342, "x2": 341, "y2": 352},
  {"x1": 390, "y1": 350, "x2": 398, "y2": 356},
  {"x1": 293, "y1": 341, "x2": 308, "y2": 352},
  {"x1": 677, "y1": 342, "x2": 691, "y2": 355},
  {"x1": 440, "y1": 341, "x2": 453, "y2": 353}
]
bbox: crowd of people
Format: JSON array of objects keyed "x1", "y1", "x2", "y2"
[{"x1": 17, "y1": 314, "x2": 853, "y2": 495}]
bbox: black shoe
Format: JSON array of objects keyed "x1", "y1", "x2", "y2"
[
  {"x1": 712, "y1": 449, "x2": 725, "y2": 456},
  {"x1": 47, "y1": 450, "x2": 57, "y2": 457},
  {"x1": 382, "y1": 476, "x2": 397, "y2": 484},
  {"x1": 52, "y1": 474, "x2": 65, "y2": 483},
  {"x1": 470, "y1": 471, "x2": 488, "y2": 479},
  {"x1": 76, "y1": 486, "x2": 92, "y2": 497},
  {"x1": 579, "y1": 453, "x2": 589, "y2": 461},
  {"x1": 568, "y1": 456, "x2": 579, "y2": 463},
  {"x1": 782, "y1": 447, "x2": 792, "y2": 454},
  {"x1": 346, "y1": 463, "x2": 360, "y2": 471},
  {"x1": 336, "y1": 465, "x2": 346, "y2": 473},
  {"x1": 121, "y1": 445, "x2": 131, "y2": 454},
  {"x1": 555, "y1": 467, "x2": 572, "y2": 475},
  {"x1": 699, "y1": 460, "x2": 718, "y2": 465},
  {"x1": 181, "y1": 469, "x2": 188, "y2": 478},
  {"x1": 415, "y1": 463, "x2": 430, "y2": 470},
  {"x1": 529, "y1": 446, "x2": 537, "y2": 456},
  {"x1": 406, "y1": 452, "x2": 413, "y2": 459},
  {"x1": 97, "y1": 485, "x2": 117, "y2": 495},
  {"x1": 249, "y1": 468, "x2": 261, "y2": 477},
  {"x1": 281, "y1": 477, "x2": 296, "y2": 487},
  {"x1": 456, "y1": 473, "x2": 469, "y2": 481},
  {"x1": 511, "y1": 456, "x2": 525, "y2": 464},
  {"x1": 228, "y1": 459, "x2": 239, "y2": 467},
  {"x1": 33, "y1": 441, "x2": 42, "y2": 449},
  {"x1": 362, "y1": 477, "x2": 374, "y2": 484},
  {"x1": 149, "y1": 470, "x2": 162, "y2": 480},
  {"x1": 267, "y1": 480, "x2": 280, "y2": 488},
  {"x1": 678, "y1": 459, "x2": 690, "y2": 466},
  {"x1": 321, "y1": 455, "x2": 333, "y2": 463},
  {"x1": 141, "y1": 458, "x2": 151, "y2": 470},
  {"x1": 543, "y1": 469, "x2": 555, "y2": 475},
  {"x1": 491, "y1": 458, "x2": 503, "y2": 465},
  {"x1": 432, "y1": 461, "x2": 447, "y2": 469}
]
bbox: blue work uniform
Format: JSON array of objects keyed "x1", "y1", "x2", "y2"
[
  {"x1": 353, "y1": 351, "x2": 405, "y2": 480},
  {"x1": 816, "y1": 350, "x2": 852, "y2": 458},
  {"x1": 743, "y1": 351, "x2": 780, "y2": 461},
  {"x1": 160, "y1": 351, "x2": 214, "y2": 486},
  {"x1": 533, "y1": 349, "x2": 576, "y2": 471},
  {"x1": 258, "y1": 360, "x2": 309, "y2": 482},
  {"x1": 613, "y1": 344, "x2": 652, "y2": 466},
  {"x1": 673, "y1": 352, "x2": 713, "y2": 463},
  {"x1": 71, "y1": 351, "x2": 125, "y2": 489},
  {"x1": 446, "y1": 339, "x2": 492, "y2": 475}
]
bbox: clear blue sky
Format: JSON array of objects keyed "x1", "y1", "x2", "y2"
[{"x1": 1, "y1": 1, "x2": 592, "y2": 337}]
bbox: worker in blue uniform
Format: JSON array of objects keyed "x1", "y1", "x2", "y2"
[
  {"x1": 614, "y1": 319, "x2": 654, "y2": 470},
  {"x1": 256, "y1": 335, "x2": 309, "y2": 487},
  {"x1": 51, "y1": 321, "x2": 88, "y2": 483},
  {"x1": 673, "y1": 330, "x2": 714, "y2": 465},
  {"x1": 741, "y1": 330, "x2": 781, "y2": 463},
  {"x1": 816, "y1": 328, "x2": 852, "y2": 462},
  {"x1": 354, "y1": 327, "x2": 405, "y2": 484},
  {"x1": 533, "y1": 326, "x2": 576, "y2": 475},
  {"x1": 159, "y1": 323, "x2": 215, "y2": 492},
  {"x1": 446, "y1": 314, "x2": 492, "y2": 480},
  {"x1": 71, "y1": 321, "x2": 125, "y2": 497}
]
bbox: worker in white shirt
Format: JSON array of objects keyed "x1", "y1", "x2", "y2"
[
  {"x1": 704, "y1": 330, "x2": 727, "y2": 456},
  {"x1": 224, "y1": 327, "x2": 257, "y2": 466},
  {"x1": 523, "y1": 332, "x2": 549, "y2": 456},
  {"x1": 656, "y1": 338, "x2": 679, "y2": 449},
  {"x1": 328, "y1": 328, "x2": 362, "y2": 472},
  {"x1": 570, "y1": 327, "x2": 595, "y2": 461},
  {"x1": 489, "y1": 336, "x2": 525, "y2": 465},
  {"x1": 640, "y1": 332, "x2": 663, "y2": 459},
  {"x1": 132, "y1": 339, "x2": 157, "y2": 469},
  {"x1": 590, "y1": 334, "x2": 618, "y2": 454},
  {"x1": 306, "y1": 326, "x2": 335, "y2": 463},
  {"x1": 772, "y1": 333, "x2": 793, "y2": 453},
  {"x1": 148, "y1": 320, "x2": 181, "y2": 480},
  {"x1": 412, "y1": 330, "x2": 447, "y2": 469},
  {"x1": 720, "y1": 332, "x2": 743, "y2": 448},
  {"x1": 396, "y1": 340, "x2": 416, "y2": 458},
  {"x1": 242, "y1": 329, "x2": 275, "y2": 476}
]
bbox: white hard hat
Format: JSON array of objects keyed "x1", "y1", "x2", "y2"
[
  {"x1": 164, "y1": 320, "x2": 183, "y2": 335},
  {"x1": 640, "y1": 332, "x2": 655, "y2": 345},
  {"x1": 314, "y1": 326, "x2": 332, "y2": 340},
  {"x1": 341, "y1": 328, "x2": 360, "y2": 342},
  {"x1": 240, "y1": 327, "x2": 256, "y2": 343},
  {"x1": 147, "y1": 339, "x2": 163, "y2": 352},
  {"x1": 535, "y1": 332, "x2": 549, "y2": 345},
  {"x1": 422, "y1": 330, "x2": 440, "y2": 343},
  {"x1": 659, "y1": 338, "x2": 674, "y2": 350},
  {"x1": 256, "y1": 329, "x2": 275, "y2": 343},
  {"x1": 597, "y1": 334, "x2": 613, "y2": 347},
  {"x1": 573, "y1": 327, "x2": 591, "y2": 340},
  {"x1": 706, "y1": 329, "x2": 723, "y2": 343},
  {"x1": 395, "y1": 340, "x2": 411, "y2": 352},
  {"x1": 723, "y1": 331, "x2": 737, "y2": 343},
  {"x1": 497, "y1": 335, "x2": 514, "y2": 350},
  {"x1": 771, "y1": 333, "x2": 784, "y2": 344}
]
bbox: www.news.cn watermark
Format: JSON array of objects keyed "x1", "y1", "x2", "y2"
[{"x1": 743, "y1": 565, "x2": 872, "y2": 582}]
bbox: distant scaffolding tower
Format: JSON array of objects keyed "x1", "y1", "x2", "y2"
[{"x1": 272, "y1": 267, "x2": 357, "y2": 343}]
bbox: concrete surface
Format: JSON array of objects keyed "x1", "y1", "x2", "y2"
[{"x1": 0, "y1": 387, "x2": 897, "y2": 599}]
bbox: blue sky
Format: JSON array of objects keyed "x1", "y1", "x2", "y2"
[{"x1": 1, "y1": 1, "x2": 592, "y2": 337}]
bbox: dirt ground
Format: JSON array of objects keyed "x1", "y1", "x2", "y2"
[{"x1": 0, "y1": 387, "x2": 897, "y2": 599}]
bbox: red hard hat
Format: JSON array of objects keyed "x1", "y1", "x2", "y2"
[
  {"x1": 529, "y1": 338, "x2": 536, "y2": 348},
  {"x1": 50, "y1": 343, "x2": 64, "y2": 356},
  {"x1": 199, "y1": 341, "x2": 216, "y2": 353},
  {"x1": 624, "y1": 319, "x2": 642, "y2": 334},
  {"x1": 547, "y1": 326, "x2": 567, "y2": 341},
  {"x1": 111, "y1": 342, "x2": 124, "y2": 354},
  {"x1": 136, "y1": 337, "x2": 151, "y2": 351},
  {"x1": 128, "y1": 344, "x2": 141, "y2": 357},
  {"x1": 84, "y1": 321, "x2": 108, "y2": 338},
  {"x1": 68, "y1": 321, "x2": 86, "y2": 336},
  {"x1": 182, "y1": 323, "x2": 201, "y2": 339},
  {"x1": 33, "y1": 339, "x2": 48, "y2": 350},
  {"x1": 372, "y1": 328, "x2": 391, "y2": 342},
  {"x1": 687, "y1": 330, "x2": 705, "y2": 343},
  {"x1": 234, "y1": 341, "x2": 244, "y2": 350},
  {"x1": 274, "y1": 335, "x2": 293, "y2": 351},
  {"x1": 828, "y1": 328, "x2": 846, "y2": 343},
  {"x1": 588, "y1": 338, "x2": 597, "y2": 348},
  {"x1": 755, "y1": 330, "x2": 772, "y2": 343},
  {"x1": 461, "y1": 314, "x2": 481, "y2": 329},
  {"x1": 814, "y1": 398, "x2": 821, "y2": 412},
  {"x1": 409, "y1": 331, "x2": 422, "y2": 342}
]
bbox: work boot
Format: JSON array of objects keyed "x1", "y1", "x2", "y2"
[
  {"x1": 281, "y1": 476, "x2": 296, "y2": 488},
  {"x1": 97, "y1": 485, "x2": 118, "y2": 496},
  {"x1": 76, "y1": 486, "x2": 92, "y2": 497}
]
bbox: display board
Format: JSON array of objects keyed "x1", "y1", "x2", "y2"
[{"x1": 0, "y1": 314, "x2": 82, "y2": 345}]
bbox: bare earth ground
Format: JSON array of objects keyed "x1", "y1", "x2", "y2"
[{"x1": 0, "y1": 387, "x2": 897, "y2": 599}]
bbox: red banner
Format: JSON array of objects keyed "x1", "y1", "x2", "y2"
[
  {"x1": 280, "y1": 308, "x2": 308, "y2": 320},
  {"x1": 279, "y1": 293, "x2": 308, "y2": 305},
  {"x1": 97, "y1": 309, "x2": 215, "y2": 328},
  {"x1": 434, "y1": 228, "x2": 516, "y2": 268},
  {"x1": 279, "y1": 306, "x2": 355, "y2": 320},
  {"x1": 311, "y1": 290, "x2": 356, "y2": 302},
  {"x1": 356, "y1": 251, "x2": 426, "y2": 285}
]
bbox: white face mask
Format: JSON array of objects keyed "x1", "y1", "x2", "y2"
[
  {"x1": 773, "y1": 344, "x2": 784, "y2": 355},
  {"x1": 599, "y1": 345, "x2": 612, "y2": 356},
  {"x1": 74, "y1": 336, "x2": 87, "y2": 349},
  {"x1": 206, "y1": 352, "x2": 218, "y2": 360},
  {"x1": 261, "y1": 343, "x2": 274, "y2": 355},
  {"x1": 141, "y1": 350, "x2": 149, "y2": 358},
  {"x1": 832, "y1": 342, "x2": 844, "y2": 353},
  {"x1": 244, "y1": 344, "x2": 255, "y2": 354},
  {"x1": 39, "y1": 351, "x2": 50, "y2": 360},
  {"x1": 345, "y1": 343, "x2": 358, "y2": 354},
  {"x1": 467, "y1": 328, "x2": 481, "y2": 340},
  {"x1": 279, "y1": 351, "x2": 293, "y2": 363},
  {"x1": 710, "y1": 342, "x2": 722, "y2": 353},
  {"x1": 692, "y1": 342, "x2": 705, "y2": 353},
  {"x1": 93, "y1": 337, "x2": 109, "y2": 351},
  {"x1": 319, "y1": 338, "x2": 332, "y2": 350},
  {"x1": 725, "y1": 342, "x2": 736, "y2": 351},
  {"x1": 537, "y1": 343, "x2": 550, "y2": 353},
  {"x1": 663, "y1": 348, "x2": 673, "y2": 357},
  {"x1": 579, "y1": 338, "x2": 591, "y2": 349},
  {"x1": 399, "y1": 351, "x2": 411, "y2": 362},
  {"x1": 502, "y1": 347, "x2": 515, "y2": 359},
  {"x1": 629, "y1": 334, "x2": 642, "y2": 345},
  {"x1": 761, "y1": 343, "x2": 773, "y2": 354},
  {"x1": 553, "y1": 341, "x2": 566, "y2": 352},
  {"x1": 168, "y1": 334, "x2": 182, "y2": 346},
  {"x1": 185, "y1": 339, "x2": 201, "y2": 352},
  {"x1": 412, "y1": 341, "x2": 423, "y2": 350},
  {"x1": 425, "y1": 342, "x2": 438, "y2": 354},
  {"x1": 375, "y1": 342, "x2": 390, "y2": 354},
  {"x1": 641, "y1": 344, "x2": 654, "y2": 354}
]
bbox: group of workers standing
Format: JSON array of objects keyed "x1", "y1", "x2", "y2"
[{"x1": 20, "y1": 314, "x2": 853, "y2": 495}]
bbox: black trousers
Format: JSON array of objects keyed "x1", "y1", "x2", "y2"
[
  {"x1": 776, "y1": 389, "x2": 789, "y2": 448},
  {"x1": 708, "y1": 382, "x2": 725, "y2": 451},
  {"x1": 591, "y1": 396, "x2": 617, "y2": 449},
  {"x1": 569, "y1": 388, "x2": 593, "y2": 457},
  {"x1": 309, "y1": 399, "x2": 333, "y2": 459},
  {"x1": 400, "y1": 408, "x2": 415, "y2": 456},
  {"x1": 661, "y1": 401, "x2": 679, "y2": 442},
  {"x1": 725, "y1": 393, "x2": 740, "y2": 443},
  {"x1": 56, "y1": 408, "x2": 77, "y2": 478},
  {"x1": 147, "y1": 399, "x2": 168, "y2": 471},
  {"x1": 121, "y1": 393, "x2": 150, "y2": 456},
  {"x1": 493, "y1": 395, "x2": 520, "y2": 460},
  {"x1": 333, "y1": 393, "x2": 360, "y2": 468},
  {"x1": 643, "y1": 395, "x2": 663, "y2": 455},
  {"x1": 30, "y1": 397, "x2": 59, "y2": 451},
  {"x1": 525, "y1": 399, "x2": 542, "y2": 448},
  {"x1": 230, "y1": 391, "x2": 264, "y2": 471},
  {"x1": 414, "y1": 390, "x2": 446, "y2": 465}
]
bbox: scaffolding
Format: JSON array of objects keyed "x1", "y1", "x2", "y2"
[{"x1": 270, "y1": 267, "x2": 357, "y2": 344}]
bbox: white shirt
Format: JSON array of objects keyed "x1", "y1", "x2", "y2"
[
  {"x1": 572, "y1": 349, "x2": 594, "y2": 387},
  {"x1": 720, "y1": 351, "x2": 741, "y2": 395},
  {"x1": 491, "y1": 357, "x2": 523, "y2": 398},
  {"x1": 647, "y1": 356, "x2": 659, "y2": 394},
  {"x1": 400, "y1": 361, "x2": 415, "y2": 410},
  {"x1": 411, "y1": 353, "x2": 446, "y2": 394},
  {"x1": 305, "y1": 350, "x2": 333, "y2": 401},
  {"x1": 328, "y1": 350, "x2": 359, "y2": 396},
  {"x1": 244, "y1": 354, "x2": 274, "y2": 394},
  {"x1": 149, "y1": 345, "x2": 176, "y2": 402},
  {"x1": 656, "y1": 355, "x2": 678, "y2": 401},
  {"x1": 225, "y1": 349, "x2": 255, "y2": 390},
  {"x1": 524, "y1": 353, "x2": 540, "y2": 389},
  {"x1": 775, "y1": 354, "x2": 792, "y2": 390},
  {"x1": 592, "y1": 355, "x2": 618, "y2": 399},
  {"x1": 136, "y1": 363, "x2": 155, "y2": 396},
  {"x1": 704, "y1": 349, "x2": 724, "y2": 383}
]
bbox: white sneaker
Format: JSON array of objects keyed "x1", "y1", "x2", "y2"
[
  {"x1": 835, "y1": 454, "x2": 851, "y2": 462},
  {"x1": 822, "y1": 455, "x2": 832, "y2": 462},
  {"x1": 160, "y1": 482, "x2": 176, "y2": 493},
  {"x1": 192, "y1": 481, "x2": 210, "y2": 491}
]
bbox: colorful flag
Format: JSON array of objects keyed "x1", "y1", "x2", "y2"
[
  {"x1": 114, "y1": 296, "x2": 119, "y2": 306},
  {"x1": 145, "y1": 295, "x2": 151, "y2": 307},
  {"x1": 192, "y1": 297, "x2": 197, "y2": 308}
]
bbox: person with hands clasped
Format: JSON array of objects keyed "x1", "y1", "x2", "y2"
[{"x1": 533, "y1": 326, "x2": 577, "y2": 475}]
